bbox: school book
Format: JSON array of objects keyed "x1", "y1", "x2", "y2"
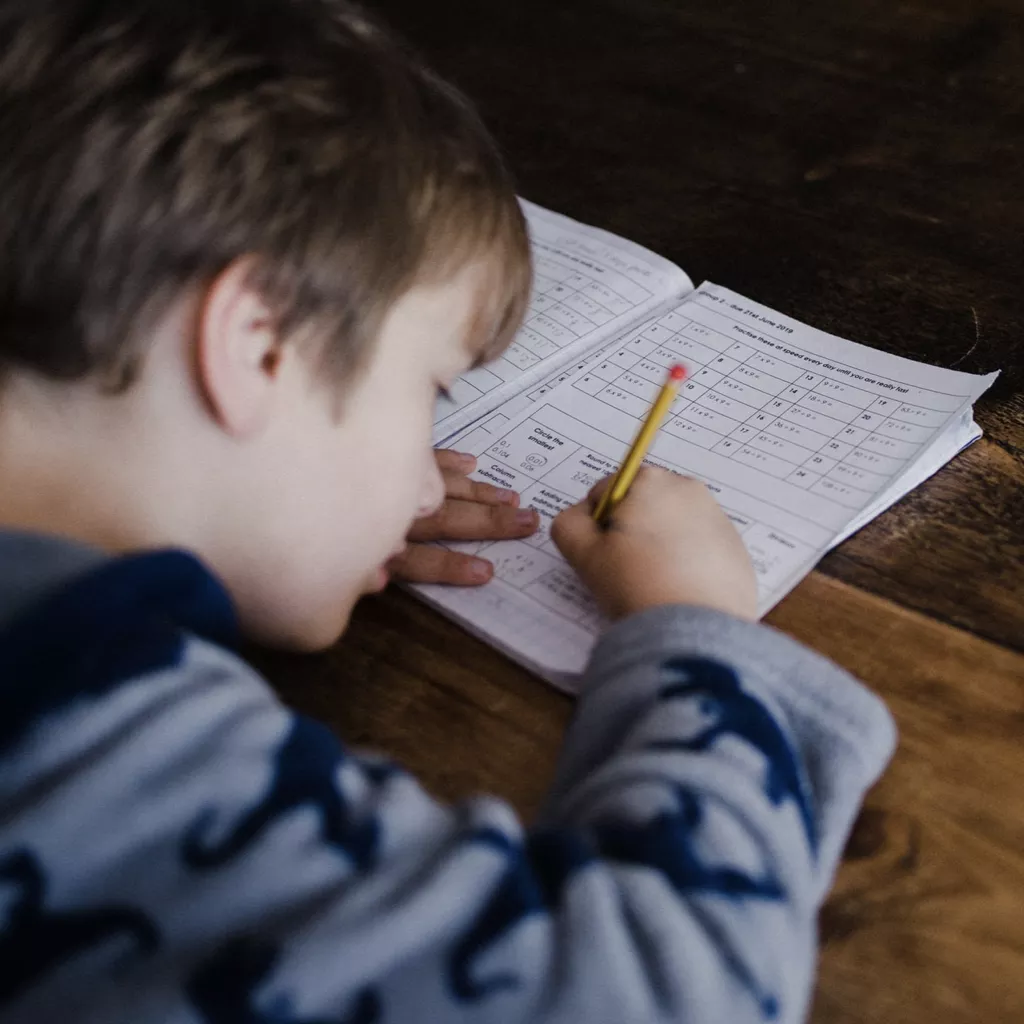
[{"x1": 416, "y1": 201, "x2": 999, "y2": 691}]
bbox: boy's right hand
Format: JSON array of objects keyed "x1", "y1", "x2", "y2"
[{"x1": 551, "y1": 467, "x2": 758, "y2": 623}]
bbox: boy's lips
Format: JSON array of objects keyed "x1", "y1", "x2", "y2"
[
  {"x1": 373, "y1": 544, "x2": 408, "y2": 587},
  {"x1": 366, "y1": 543, "x2": 407, "y2": 594}
]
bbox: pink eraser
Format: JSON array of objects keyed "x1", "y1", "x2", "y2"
[{"x1": 669, "y1": 364, "x2": 686, "y2": 381}]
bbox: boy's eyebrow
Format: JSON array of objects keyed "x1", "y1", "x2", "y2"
[
  {"x1": 465, "y1": 329, "x2": 504, "y2": 370},
  {"x1": 460, "y1": 246, "x2": 532, "y2": 371},
  {"x1": 461, "y1": 308, "x2": 499, "y2": 371}
]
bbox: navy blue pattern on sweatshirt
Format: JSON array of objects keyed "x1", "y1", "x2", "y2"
[
  {"x1": 187, "y1": 936, "x2": 380, "y2": 1024},
  {"x1": 0, "y1": 550, "x2": 236, "y2": 758},
  {"x1": 448, "y1": 782, "x2": 785, "y2": 1009},
  {"x1": 0, "y1": 848, "x2": 159, "y2": 1005},
  {"x1": 652, "y1": 657, "x2": 817, "y2": 849},
  {"x1": 448, "y1": 828, "x2": 594, "y2": 1001},
  {"x1": 183, "y1": 716, "x2": 382, "y2": 872}
]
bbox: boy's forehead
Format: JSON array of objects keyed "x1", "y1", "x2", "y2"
[
  {"x1": 383, "y1": 250, "x2": 528, "y2": 369},
  {"x1": 377, "y1": 263, "x2": 483, "y2": 355},
  {"x1": 460, "y1": 257, "x2": 525, "y2": 367},
  {"x1": 411, "y1": 260, "x2": 507, "y2": 364}
]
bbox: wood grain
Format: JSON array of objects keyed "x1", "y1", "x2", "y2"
[
  {"x1": 769, "y1": 576, "x2": 1024, "y2": 1024},
  {"x1": 820, "y1": 437, "x2": 1024, "y2": 651}
]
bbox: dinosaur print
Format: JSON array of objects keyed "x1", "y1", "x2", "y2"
[
  {"x1": 448, "y1": 788, "x2": 785, "y2": 1011},
  {"x1": 0, "y1": 848, "x2": 158, "y2": 1005},
  {"x1": 652, "y1": 657, "x2": 817, "y2": 849},
  {"x1": 448, "y1": 827, "x2": 592, "y2": 1001},
  {"x1": 187, "y1": 936, "x2": 380, "y2": 1024},
  {"x1": 182, "y1": 717, "x2": 381, "y2": 872}
]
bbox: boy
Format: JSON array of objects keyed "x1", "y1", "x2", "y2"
[{"x1": 0, "y1": 1, "x2": 895, "y2": 1022}]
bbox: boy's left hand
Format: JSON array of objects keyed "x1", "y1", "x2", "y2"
[{"x1": 387, "y1": 450, "x2": 539, "y2": 585}]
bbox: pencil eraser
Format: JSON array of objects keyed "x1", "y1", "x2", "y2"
[{"x1": 669, "y1": 364, "x2": 686, "y2": 381}]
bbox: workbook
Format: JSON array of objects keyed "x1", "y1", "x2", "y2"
[{"x1": 415, "y1": 200, "x2": 999, "y2": 692}]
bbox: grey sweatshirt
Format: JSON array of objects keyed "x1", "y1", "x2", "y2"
[{"x1": 0, "y1": 529, "x2": 896, "y2": 1023}]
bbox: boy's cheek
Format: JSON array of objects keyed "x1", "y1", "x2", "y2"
[
  {"x1": 416, "y1": 447, "x2": 446, "y2": 517},
  {"x1": 416, "y1": 479, "x2": 446, "y2": 519}
]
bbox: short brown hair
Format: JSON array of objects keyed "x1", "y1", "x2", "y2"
[{"x1": 0, "y1": 0, "x2": 530, "y2": 390}]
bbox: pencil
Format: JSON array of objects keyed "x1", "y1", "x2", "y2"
[{"x1": 592, "y1": 363, "x2": 687, "y2": 525}]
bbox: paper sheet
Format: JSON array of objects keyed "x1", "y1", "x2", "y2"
[
  {"x1": 433, "y1": 200, "x2": 691, "y2": 443},
  {"x1": 416, "y1": 283, "x2": 998, "y2": 686}
]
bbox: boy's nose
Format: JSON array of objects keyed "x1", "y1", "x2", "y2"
[{"x1": 416, "y1": 458, "x2": 445, "y2": 518}]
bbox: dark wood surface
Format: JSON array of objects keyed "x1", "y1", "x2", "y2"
[{"x1": 262, "y1": 2, "x2": 1024, "y2": 1021}]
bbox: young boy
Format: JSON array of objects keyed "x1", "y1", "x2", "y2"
[{"x1": 0, "y1": 1, "x2": 896, "y2": 1022}]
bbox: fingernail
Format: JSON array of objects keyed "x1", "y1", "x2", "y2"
[
  {"x1": 470, "y1": 558, "x2": 493, "y2": 581},
  {"x1": 456, "y1": 452, "x2": 477, "y2": 470},
  {"x1": 516, "y1": 509, "x2": 538, "y2": 527},
  {"x1": 498, "y1": 488, "x2": 520, "y2": 505}
]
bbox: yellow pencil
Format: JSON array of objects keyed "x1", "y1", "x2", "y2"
[{"x1": 593, "y1": 363, "x2": 687, "y2": 525}]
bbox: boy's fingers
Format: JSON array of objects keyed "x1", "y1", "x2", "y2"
[
  {"x1": 550, "y1": 498, "x2": 599, "y2": 563},
  {"x1": 440, "y1": 473, "x2": 520, "y2": 507},
  {"x1": 387, "y1": 544, "x2": 494, "y2": 586},
  {"x1": 586, "y1": 475, "x2": 614, "y2": 513},
  {"x1": 550, "y1": 474, "x2": 614, "y2": 560},
  {"x1": 408, "y1": 500, "x2": 538, "y2": 543},
  {"x1": 434, "y1": 449, "x2": 477, "y2": 475}
]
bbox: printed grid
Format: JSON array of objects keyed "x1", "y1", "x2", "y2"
[
  {"x1": 435, "y1": 249, "x2": 656, "y2": 419},
  {"x1": 443, "y1": 308, "x2": 957, "y2": 635},
  {"x1": 459, "y1": 408, "x2": 824, "y2": 635},
  {"x1": 570, "y1": 309, "x2": 943, "y2": 510}
]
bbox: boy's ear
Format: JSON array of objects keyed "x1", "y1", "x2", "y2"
[{"x1": 195, "y1": 260, "x2": 286, "y2": 438}]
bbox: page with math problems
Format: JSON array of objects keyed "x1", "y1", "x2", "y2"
[
  {"x1": 432, "y1": 200, "x2": 691, "y2": 443},
  {"x1": 415, "y1": 283, "x2": 998, "y2": 686}
]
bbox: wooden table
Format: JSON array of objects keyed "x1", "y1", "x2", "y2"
[{"x1": 260, "y1": 2, "x2": 1024, "y2": 1021}]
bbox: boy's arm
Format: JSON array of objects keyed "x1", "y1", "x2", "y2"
[
  {"x1": 2, "y1": 597, "x2": 892, "y2": 1024},
  {"x1": 545, "y1": 605, "x2": 894, "y2": 903},
  {"x1": 165, "y1": 604, "x2": 889, "y2": 1024}
]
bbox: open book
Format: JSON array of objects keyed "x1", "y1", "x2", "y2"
[{"x1": 416, "y1": 201, "x2": 999, "y2": 691}]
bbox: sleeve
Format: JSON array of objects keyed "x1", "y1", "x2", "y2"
[{"x1": 0, "y1": 607, "x2": 895, "y2": 1024}]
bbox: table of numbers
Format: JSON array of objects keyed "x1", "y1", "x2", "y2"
[
  {"x1": 570, "y1": 308, "x2": 946, "y2": 510},
  {"x1": 423, "y1": 282, "x2": 996, "y2": 680},
  {"x1": 456, "y1": 407, "x2": 830, "y2": 633}
]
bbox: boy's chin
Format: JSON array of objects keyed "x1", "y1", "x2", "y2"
[
  {"x1": 238, "y1": 570, "x2": 390, "y2": 653},
  {"x1": 243, "y1": 598, "x2": 356, "y2": 654},
  {"x1": 364, "y1": 564, "x2": 391, "y2": 594},
  {"x1": 284, "y1": 575, "x2": 389, "y2": 652}
]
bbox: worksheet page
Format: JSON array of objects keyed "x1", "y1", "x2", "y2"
[
  {"x1": 433, "y1": 200, "x2": 692, "y2": 442},
  {"x1": 417, "y1": 283, "x2": 998, "y2": 686}
]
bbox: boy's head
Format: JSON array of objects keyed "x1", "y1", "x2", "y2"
[{"x1": 0, "y1": 0, "x2": 530, "y2": 648}]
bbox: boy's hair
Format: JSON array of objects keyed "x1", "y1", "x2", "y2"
[{"x1": 0, "y1": 0, "x2": 530, "y2": 391}]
